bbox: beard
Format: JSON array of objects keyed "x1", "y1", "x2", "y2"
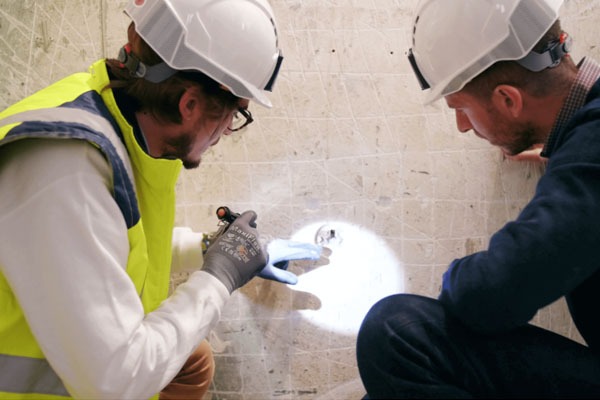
[
  {"x1": 502, "y1": 122, "x2": 542, "y2": 157},
  {"x1": 162, "y1": 130, "x2": 201, "y2": 169},
  {"x1": 182, "y1": 159, "x2": 201, "y2": 169},
  {"x1": 485, "y1": 109, "x2": 542, "y2": 157}
]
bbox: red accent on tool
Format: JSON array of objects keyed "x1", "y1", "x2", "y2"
[{"x1": 216, "y1": 206, "x2": 240, "y2": 224}]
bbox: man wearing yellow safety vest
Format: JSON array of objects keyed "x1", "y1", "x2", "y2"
[{"x1": 0, "y1": 0, "x2": 321, "y2": 398}]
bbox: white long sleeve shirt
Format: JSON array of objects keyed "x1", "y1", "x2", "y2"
[{"x1": 0, "y1": 138, "x2": 229, "y2": 399}]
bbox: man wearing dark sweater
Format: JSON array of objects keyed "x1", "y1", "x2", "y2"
[{"x1": 357, "y1": 0, "x2": 600, "y2": 397}]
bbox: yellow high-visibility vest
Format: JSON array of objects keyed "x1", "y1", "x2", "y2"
[{"x1": 0, "y1": 60, "x2": 182, "y2": 398}]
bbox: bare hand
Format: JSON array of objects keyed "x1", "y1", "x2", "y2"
[{"x1": 504, "y1": 144, "x2": 547, "y2": 163}]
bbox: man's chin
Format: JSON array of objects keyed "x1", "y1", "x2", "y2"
[
  {"x1": 500, "y1": 145, "x2": 525, "y2": 157},
  {"x1": 183, "y1": 159, "x2": 201, "y2": 169}
]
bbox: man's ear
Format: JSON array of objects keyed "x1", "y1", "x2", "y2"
[
  {"x1": 127, "y1": 23, "x2": 143, "y2": 53},
  {"x1": 178, "y1": 88, "x2": 198, "y2": 122},
  {"x1": 491, "y1": 84, "x2": 523, "y2": 119}
]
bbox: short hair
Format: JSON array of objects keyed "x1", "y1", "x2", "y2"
[
  {"x1": 463, "y1": 20, "x2": 577, "y2": 100},
  {"x1": 105, "y1": 23, "x2": 239, "y2": 125}
]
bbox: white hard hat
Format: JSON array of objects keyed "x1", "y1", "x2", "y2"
[
  {"x1": 407, "y1": 0, "x2": 566, "y2": 104},
  {"x1": 124, "y1": 0, "x2": 284, "y2": 108}
]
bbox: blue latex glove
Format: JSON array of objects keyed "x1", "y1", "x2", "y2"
[{"x1": 258, "y1": 239, "x2": 322, "y2": 285}]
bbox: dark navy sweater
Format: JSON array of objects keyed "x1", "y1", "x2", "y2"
[{"x1": 439, "y1": 78, "x2": 600, "y2": 351}]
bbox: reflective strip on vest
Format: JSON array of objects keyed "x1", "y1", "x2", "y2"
[{"x1": 0, "y1": 354, "x2": 69, "y2": 396}]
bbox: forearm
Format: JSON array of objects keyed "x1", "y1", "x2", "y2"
[{"x1": 439, "y1": 164, "x2": 600, "y2": 334}]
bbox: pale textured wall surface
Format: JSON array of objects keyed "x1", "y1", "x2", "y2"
[{"x1": 2, "y1": 1, "x2": 600, "y2": 399}]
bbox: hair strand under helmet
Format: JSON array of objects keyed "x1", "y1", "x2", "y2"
[
  {"x1": 124, "y1": 0, "x2": 284, "y2": 108},
  {"x1": 407, "y1": 0, "x2": 566, "y2": 105}
]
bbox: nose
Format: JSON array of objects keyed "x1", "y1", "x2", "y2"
[
  {"x1": 455, "y1": 110, "x2": 473, "y2": 133},
  {"x1": 209, "y1": 123, "x2": 233, "y2": 148},
  {"x1": 210, "y1": 136, "x2": 221, "y2": 147}
]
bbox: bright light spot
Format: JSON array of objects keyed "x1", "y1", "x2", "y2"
[{"x1": 289, "y1": 221, "x2": 404, "y2": 335}]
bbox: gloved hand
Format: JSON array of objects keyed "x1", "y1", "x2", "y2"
[
  {"x1": 258, "y1": 239, "x2": 322, "y2": 285},
  {"x1": 202, "y1": 210, "x2": 267, "y2": 293}
]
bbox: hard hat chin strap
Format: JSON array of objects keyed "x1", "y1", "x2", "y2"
[
  {"x1": 264, "y1": 54, "x2": 284, "y2": 92},
  {"x1": 407, "y1": 48, "x2": 430, "y2": 90},
  {"x1": 517, "y1": 33, "x2": 573, "y2": 72},
  {"x1": 117, "y1": 44, "x2": 178, "y2": 83}
]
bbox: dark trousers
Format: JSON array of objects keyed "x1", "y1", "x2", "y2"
[{"x1": 356, "y1": 294, "x2": 600, "y2": 398}]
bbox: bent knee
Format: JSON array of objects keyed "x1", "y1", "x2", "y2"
[{"x1": 358, "y1": 294, "x2": 444, "y2": 343}]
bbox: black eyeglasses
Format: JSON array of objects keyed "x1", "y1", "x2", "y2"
[{"x1": 228, "y1": 108, "x2": 254, "y2": 132}]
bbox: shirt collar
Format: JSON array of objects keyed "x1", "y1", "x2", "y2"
[{"x1": 542, "y1": 57, "x2": 600, "y2": 157}]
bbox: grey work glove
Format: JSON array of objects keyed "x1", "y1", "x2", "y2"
[{"x1": 202, "y1": 210, "x2": 267, "y2": 293}]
